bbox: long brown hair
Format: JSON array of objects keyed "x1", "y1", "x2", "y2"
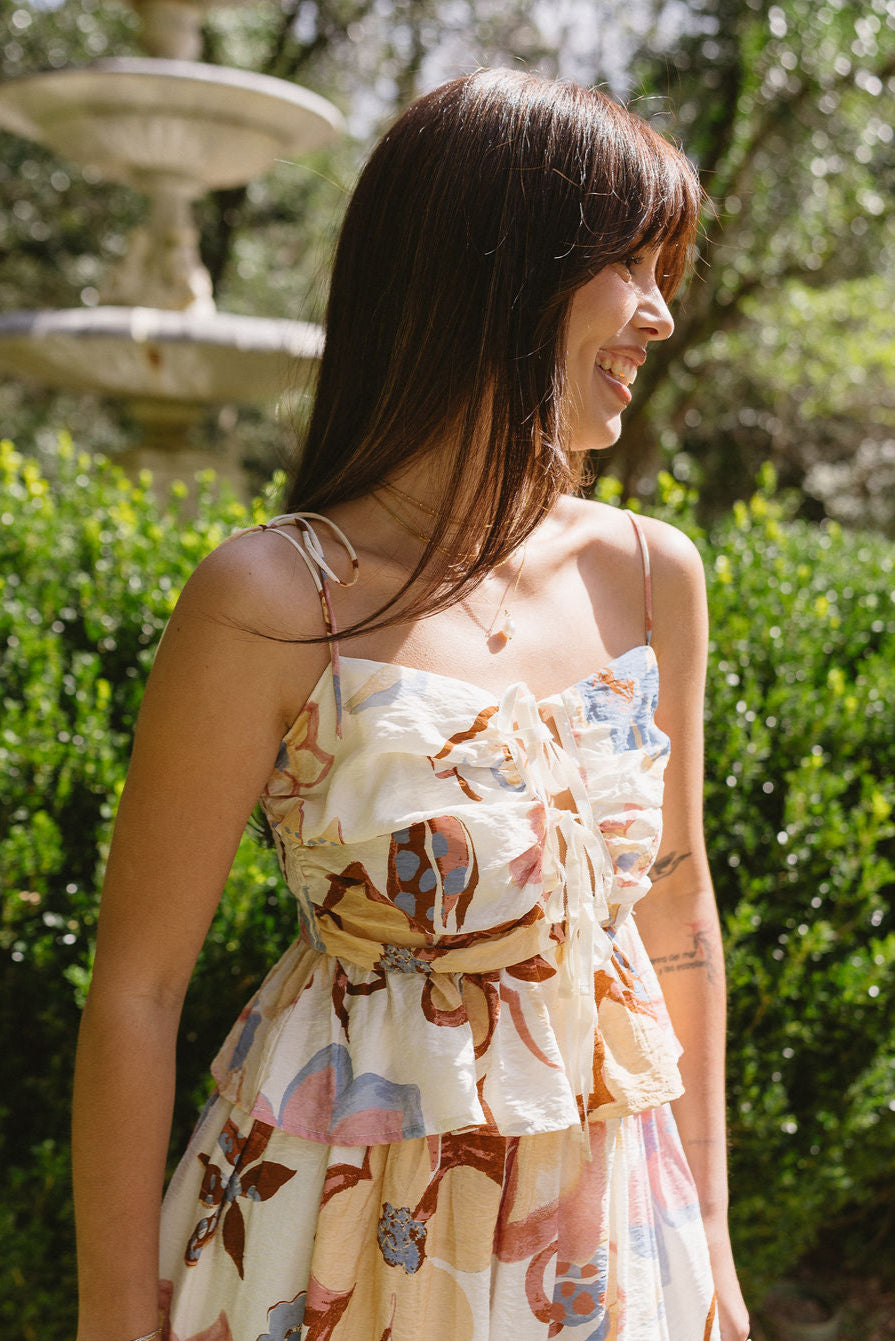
[{"x1": 283, "y1": 68, "x2": 702, "y2": 636}]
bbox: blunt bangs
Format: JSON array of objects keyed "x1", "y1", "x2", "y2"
[{"x1": 567, "y1": 89, "x2": 703, "y2": 301}]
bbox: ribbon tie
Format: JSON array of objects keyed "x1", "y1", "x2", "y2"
[{"x1": 494, "y1": 683, "x2": 616, "y2": 1149}]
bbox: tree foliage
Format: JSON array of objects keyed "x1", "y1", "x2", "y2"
[{"x1": 618, "y1": 0, "x2": 895, "y2": 525}]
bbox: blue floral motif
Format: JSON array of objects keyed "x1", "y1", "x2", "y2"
[
  {"x1": 254, "y1": 1291, "x2": 306, "y2": 1341},
  {"x1": 552, "y1": 1250, "x2": 609, "y2": 1333},
  {"x1": 393, "y1": 848, "x2": 420, "y2": 880},
  {"x1": 577, "y1": 649, "x2": 670, "y2": 760},
  {"x1": 226, "y1": 1008, "x2": 261, "y2": 1072},
  {"x1": 349, "y1": 668, "x2": 429, "y2": 712},
  {"x1": 377, "y1": 1201, "x2": 427, "y2": 1273}
]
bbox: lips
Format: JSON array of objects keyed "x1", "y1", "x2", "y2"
[
  {"x1": 596, "y1": 363, "x2": 633, "y2": 405},
  {"x1": 594, "y1": 347, "x2": 644, "y2": 408}
]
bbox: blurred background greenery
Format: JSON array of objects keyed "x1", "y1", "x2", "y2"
[{"x1": 1, "y1": 1, "x2": 894, "y2": 1337}]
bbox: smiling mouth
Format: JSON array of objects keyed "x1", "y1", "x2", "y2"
[
  {"x1": 596, "y1": 364, "x2": 633, "y2": 406},
  {"x1": 596, "y1": 352, "x2": 639, "y2": 387}
]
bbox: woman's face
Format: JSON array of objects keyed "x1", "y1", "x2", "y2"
[{"x1": 564, "y1": 248, "x2": 674, "y2": 453}]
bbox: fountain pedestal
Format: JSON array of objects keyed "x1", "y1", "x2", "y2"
[{"x1": 0, "y1": 4, "x2": 342, "y2": 486}]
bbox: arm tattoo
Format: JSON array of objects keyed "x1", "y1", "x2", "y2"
[
  {"x1": 650, "y1": 849, "x2": 692, "y2": 883},
  {"x1": 650, "y1": 919, "x2": 720, "y2": 986}
]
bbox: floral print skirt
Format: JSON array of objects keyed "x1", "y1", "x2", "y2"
[{"x1": 159, "y1": 1092, "x2": 718, "y2": 1341}]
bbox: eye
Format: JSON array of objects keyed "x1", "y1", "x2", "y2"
[{"x1": 614, "y1": 254, "x2": 643, "y2": 279}]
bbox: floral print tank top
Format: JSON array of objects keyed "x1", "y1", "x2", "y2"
[{"x1": 210, "y1": 511, "x2": 684, "y2": 1147}]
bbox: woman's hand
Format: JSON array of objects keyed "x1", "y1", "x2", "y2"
[{"x1": 703, "y1": 1216, "x2": 751, "y2": 1341}]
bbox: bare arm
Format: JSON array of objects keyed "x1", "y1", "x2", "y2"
[
  {"x1": 73, "y1": 533, "x2": 327, "y2": 1341},
  {"x1": 633, "y1": 519, "x2": 749, "y2": 1341}
]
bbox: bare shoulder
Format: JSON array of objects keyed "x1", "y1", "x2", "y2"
[
  {"x1": 561, "y1": 496, "x2": 702, "y2": 578},
  {"x1": 157, "y1": 525, "x2": 334, "y2": 731},
  {"x1": 560, "y1": 497, "x2": 707, "y2": 663},
  {"x1": 632, "y1": 512, "x2": 705, "y2": 587},
  {"x1": 177, "y1": 524, "x2": 327, "y2": 642},
  {"x1": 633, "y1": 512, "x2": 708, "y2": 668}
]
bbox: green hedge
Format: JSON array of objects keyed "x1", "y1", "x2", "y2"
[{"x1": 2, "y1": 442, "x2": 894, "y2": 1336}]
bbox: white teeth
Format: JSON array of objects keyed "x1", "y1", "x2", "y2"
[{"x1": 596, "y1": 354, "x2": 638, "y2": 387}]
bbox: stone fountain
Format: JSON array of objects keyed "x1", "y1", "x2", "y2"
[{"x1": 0, "y1": 0, "x2": 343, "y2": 490}]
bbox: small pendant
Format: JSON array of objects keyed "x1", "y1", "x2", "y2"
[{"x1": 490, "y1": 610, "x2": 515, "y2": 649}]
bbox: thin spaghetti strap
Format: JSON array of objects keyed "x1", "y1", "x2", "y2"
[
  {"x1": 625, "y1": 510, "x2": 653, "y2": 647},
  {"x1": 223, "y1": 511, "x2": 358, "y2": 738}
]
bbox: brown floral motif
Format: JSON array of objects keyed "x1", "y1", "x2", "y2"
[
  {"x1": 430, "y1": 705, "x2": 500, "y2": 759},
  {"x1": 506, "y1": 954, "x2": 558, "y2": 983},
  {"x1": 428, "y1": 760, "x2": 483, "y2": 801},
  {"x1": 590, "y1": 667, "x2": 636, "y2": 705},
  {"x1": 593, "y1": 937, "x2": 658, "y2": 1019},
  {"x1": 582, "y1": 935, "x2": 664, "y2": 1113},
  {"x1": 427, "y1": 704, "x2": 500, "y2": 800},
  {"x1": 420, "y1": 974, "x2": 468, "y2": 1028},
  {"x1": 320, "y1": 1149, "x2": 373, "y2": 1210},
  {"x1": 462, "y1": 973, "x2": 501, "y2": 1059},
  {"x1": 184, "y1": 1119, "x2": 296, "y2": 1279},
  {"x1": 331, "y1": 960, "x2": 387, "y2": 1040},
  {"x1": 378, "y1": 1295, "x2": 398, "y2": 1341},
  {"x1": 302, "y1": 1275, "x2": 355, "y2": 1341},
  {"x1": 524, "y1": 1241, "x2": 566, "y2": 1335},
  {"x1": 386, "y1": 817, "x2": 479, "y2": 933}
]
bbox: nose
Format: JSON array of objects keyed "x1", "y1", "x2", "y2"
[{"x1": 636, "y1": 279, "x2": 674, "y2": 342}]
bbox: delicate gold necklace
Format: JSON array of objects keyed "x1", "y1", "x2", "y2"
[
  {"x1": 371, "y1": 488, "x2": 463, "y2": 559},
  {"x1": 371, "y1": 487, "x2": 526, "y2": 647},
  {"x1": 381, "y1": 479, "x2": 439, "y2": 518},
  {"x1": 381, "y1": 479, "x2": 494, "y2": 538}
]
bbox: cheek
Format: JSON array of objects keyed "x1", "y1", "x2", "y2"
[{"x1": 572, "y1": 290, "x2": 637, "y2": 347}]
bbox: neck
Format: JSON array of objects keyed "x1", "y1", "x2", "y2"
[{"x1": 379, "y1": 451, "x2": 491, "y2": 561}]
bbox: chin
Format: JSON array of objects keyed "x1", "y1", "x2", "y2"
[
  {"x1": 566, "y1": 414, "x2": 623, "y2": 455},
  {"x1": 586, "y1": 423, "x2": 623, "y2": 453}
]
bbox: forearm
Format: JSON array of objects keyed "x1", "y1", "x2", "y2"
[
  {"x1": 637, "y1": 879, "x2": 730, "y2": 1223},
  {"x1": 73, "y1": 987, "x2": 181, "y2": 1341}
]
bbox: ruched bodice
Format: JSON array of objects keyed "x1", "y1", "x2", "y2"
[{"x1": 211, "y1": 643, "x2": 685, "y2": 1145}]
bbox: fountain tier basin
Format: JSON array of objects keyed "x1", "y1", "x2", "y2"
[
  {"x1": 0, "y1": 59, "x2": 343, "y2": 192},
  {"x1": 0, "y1": 307, "x2": 322, "y2": 402}
]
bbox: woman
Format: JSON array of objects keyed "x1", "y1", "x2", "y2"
[{"x1": 73, "y1": 69, "x2": 750, "y2": 1341}]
